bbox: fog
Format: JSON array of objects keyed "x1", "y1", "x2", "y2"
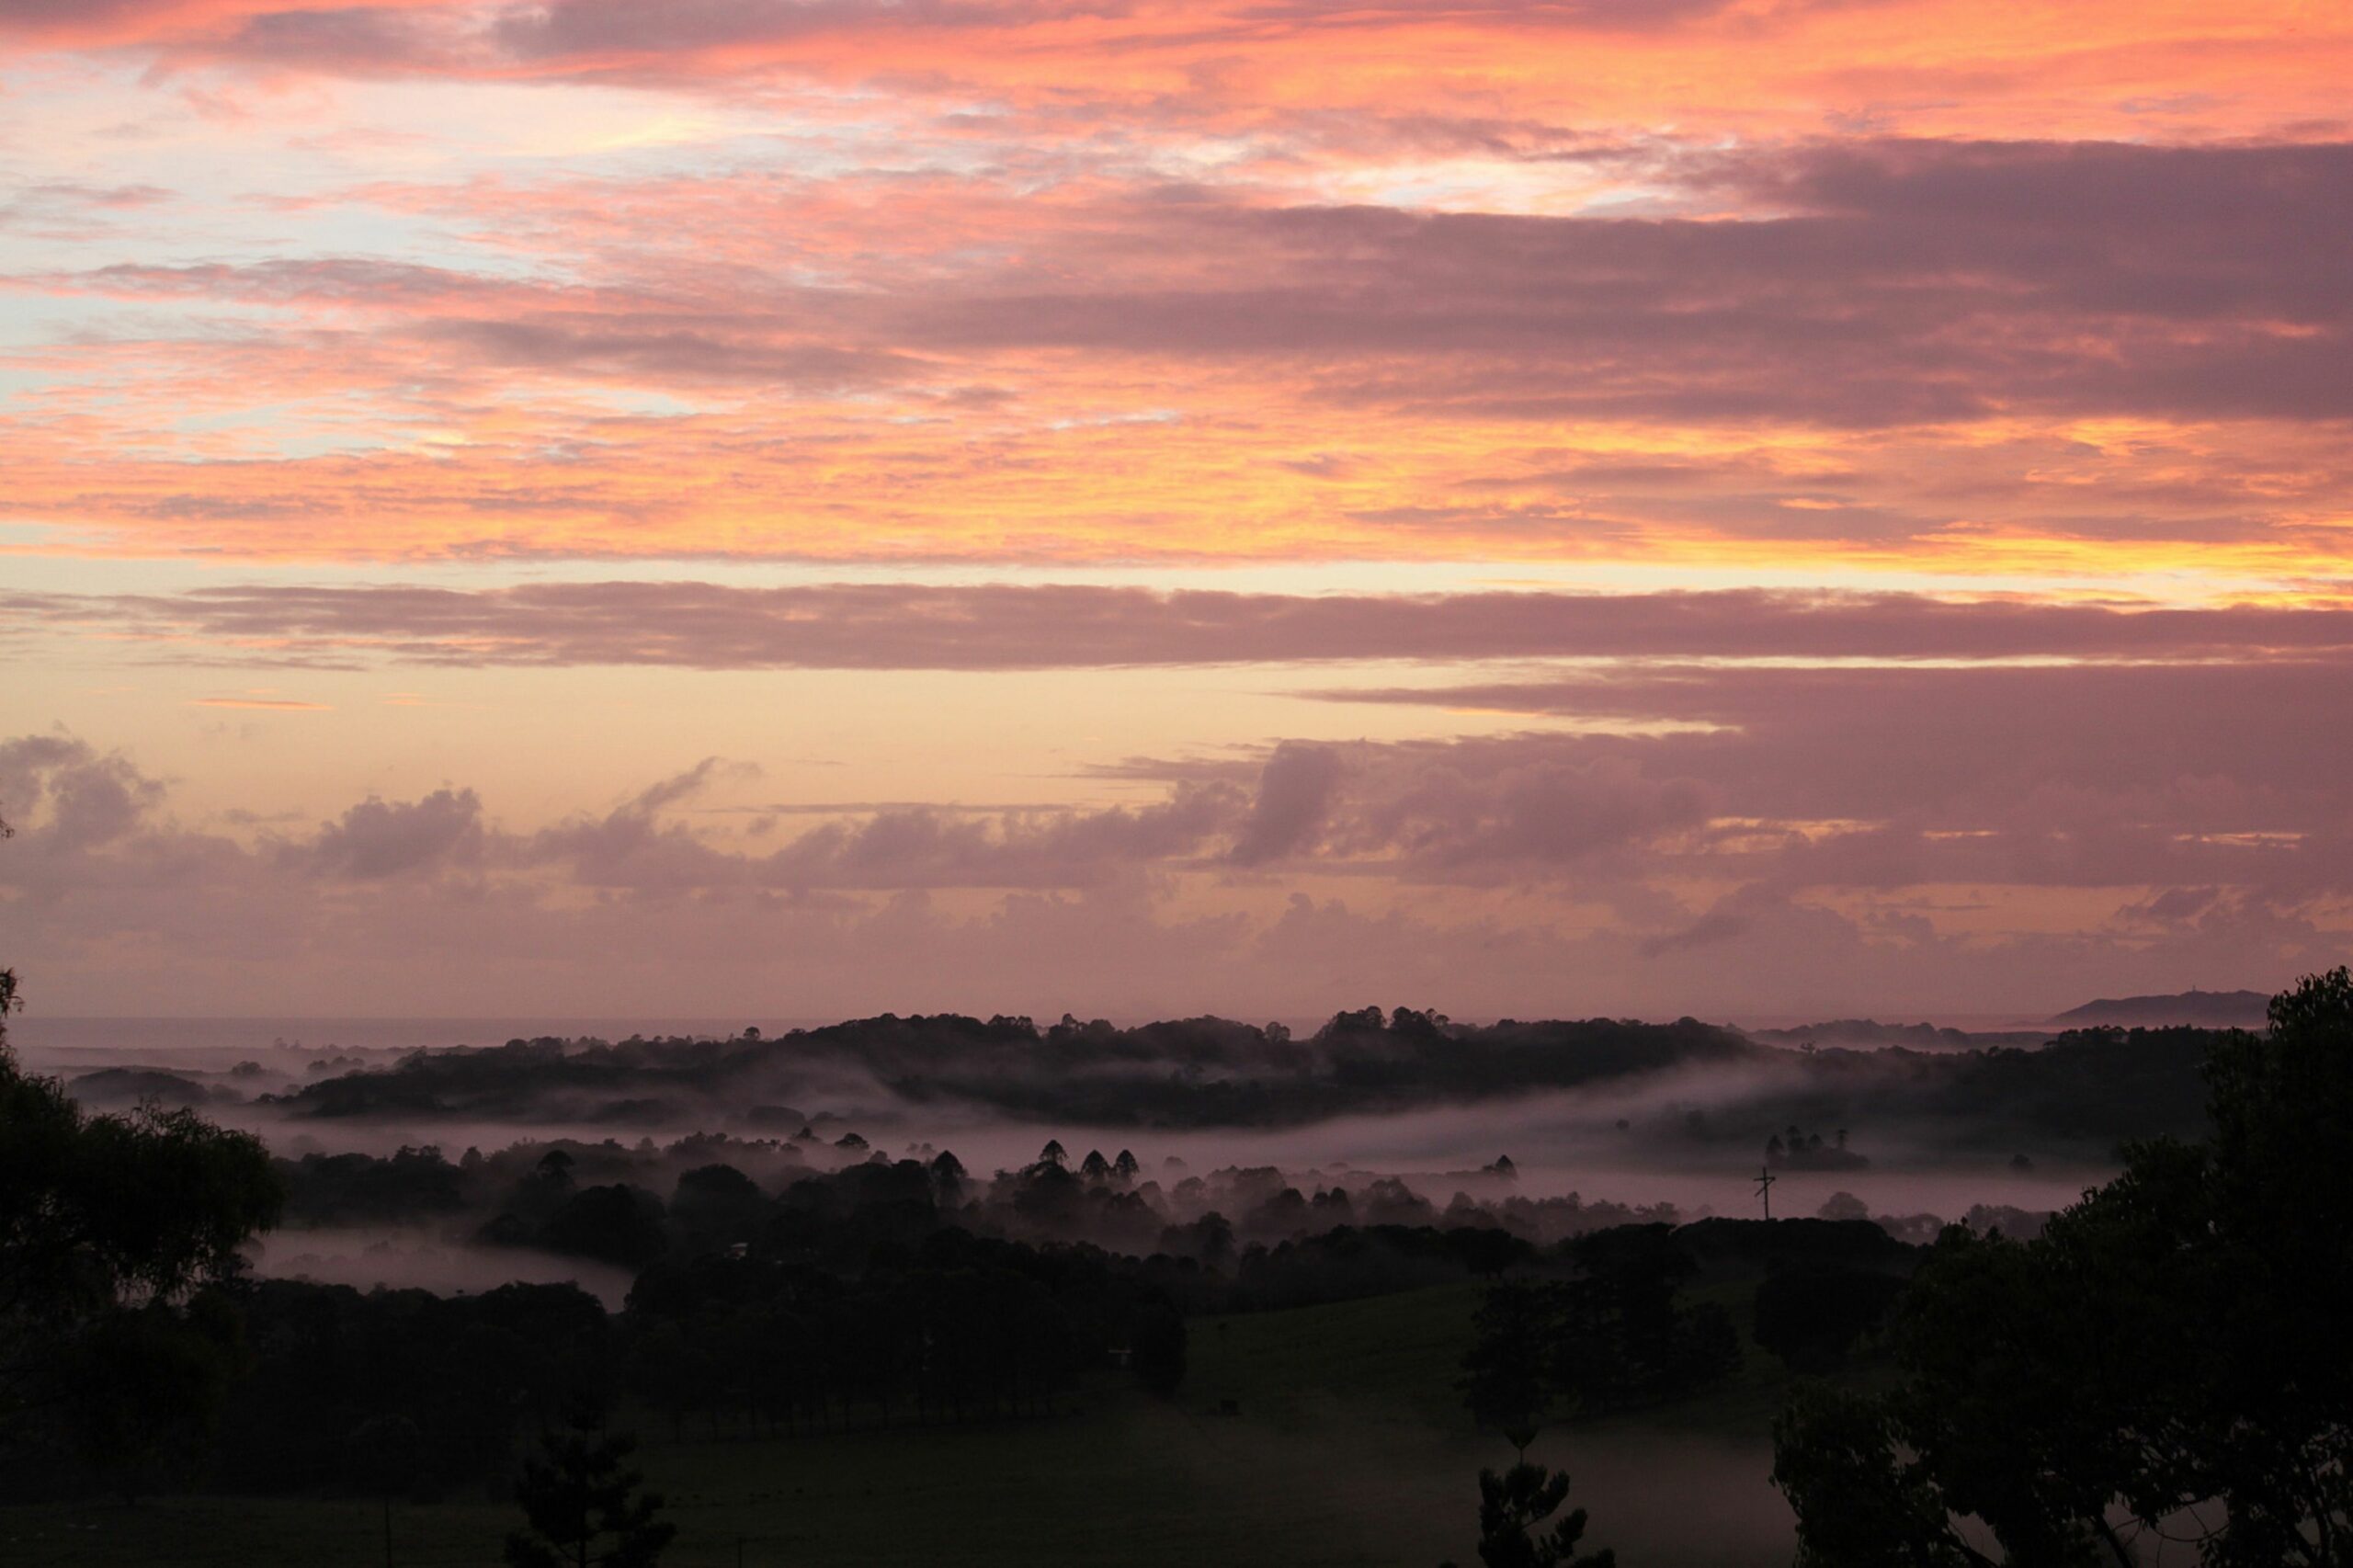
[
  {"x1": 247, "y1": 1228, "x2": 639, "y2": 1309},
  {"x1": 1121, "y1": 1399, "x2": 1793, "y2": 1568},
  {"x1": 35, "y1": 1007, "x2": 2164, "y2": 1248}
]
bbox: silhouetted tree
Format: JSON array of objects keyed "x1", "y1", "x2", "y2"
[
  {"x1": 0, "y1": 996, "x2": 281, "y2": 1486},
  {"x1": 541, "y1": 1185, "x2": 667, "y2": 1270},
  {"x1": 1775, "y1": 970, "x2": 2353, "y2": 1567},
  {"x1": 1449, "y1": 1227, "x2": 1533, "y2": 1278},
  {"x1": 669, "y1": 1165, "x2": 764, "y2": 1248},
  {"x1": 0, "y1": 814, "x2": 13, "y2": 1040},
  {"x1": 1038, "y1": 1139, "x2": 1068, "y2": 1168},
  {"x1": 54, "y1": 1295, "x2": 245, "y2": 1501},
  {"x1": 1461, "y1": 1279, "x2": 1552, "y2": 1450},
  {"x1": 1552, "y1": 1226, "x2": 1737, "y2": 1413},
  {"x1": 347, "y1": 1414, "x2": 424, "y2": 1567},
  {"x1": 1131, "y1": 1305, "x2": 1188, "y2": 1398},
  {"x1": 505, "y1": 1405, "x2": 674, "y2": 1568},
  {"x1": 1752, "y1": 1267, "x2": 1903, "y2": 1374},
  {"x1": 1442, "y1": 1462, "x2": 1617, "y2": 1568}
]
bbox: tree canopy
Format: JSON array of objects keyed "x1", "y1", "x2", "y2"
[{"x1": 1774, "y1": 969, "x2": 2353, "y2": 1567}]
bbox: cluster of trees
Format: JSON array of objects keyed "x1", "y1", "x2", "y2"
[
  {"x1": 1459, "y1": 1225, "x2": 1742, "y2": 1444},
  {"x1": 271, "y1": 1120, "x2": 1693, "y2": 1277},
  {"x1": 623, "y1": 1228, "x2": 1187, "y2": 1439},
  {"x1": 210, "y1": 1278, "x2": 610, "y2": 1498},
  {"x1": 1773, "y1": 970, "x2": 2353, "y2": 1566},
  {"x1": 0, "y1": 1005, "x2": 282, "y2": 1501},
  {"x1": 1763, "y1": 1127, "x2": 1867, "y2": 1171},
  {"x1": 6, "y1": 1205, "x2": 1197, "y2": 1507}
]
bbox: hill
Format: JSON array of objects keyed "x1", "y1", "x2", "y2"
[{"x1": 2049, "y1": 988, "x2": 2269, "y2": 1028}]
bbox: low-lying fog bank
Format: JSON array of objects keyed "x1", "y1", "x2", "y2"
[
  {"x1": 41, "y1": 1004, "x2": 2204, "y2": 1293},
  {"x1": 248, "y1": 1227, "x2": 637, "y2": 1309}
]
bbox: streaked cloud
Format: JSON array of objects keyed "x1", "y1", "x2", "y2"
[
  {"x1": 9, "y1": 582, "x2": 2353, "y2": 669},
  {"x1": 3, "y1": 0, "x2": 2346, "y2": 1014}
]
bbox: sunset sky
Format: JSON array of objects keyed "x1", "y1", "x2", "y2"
[{"x1": 3, "y1": 0, "x2": 2349, "y2": 1020}]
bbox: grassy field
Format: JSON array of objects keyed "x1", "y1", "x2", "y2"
[{"x1": 5, "y1": 1281, "x2": 1808, "y2": 1568}]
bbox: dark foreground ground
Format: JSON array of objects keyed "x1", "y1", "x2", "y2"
[{"x1": 1, "y1": 1277, "x2": 1803, "y2": 1568}]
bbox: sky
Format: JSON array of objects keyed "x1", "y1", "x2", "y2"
[{"x1": 2, "y1": 0, "x2": 2349, "y2": 1021}]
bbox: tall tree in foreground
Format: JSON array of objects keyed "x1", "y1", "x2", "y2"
[
  {"x1": 1460, "y1": 1278, "x2": 1552, "y2": 1452},
  {"x1": 1443, "y1": 1461, "x2": 1619, "y2": 1568},
  {"x1": 0, "y1": 815, "x2": 12, "y2": 1035},
  {"x1": 1774, "y1": 969, "x2": 2353, "y2": 1567},
  {"x1": 505, "y1": 1404, "x2": 675, "y2": 1568},
  {"x1": 0, "y1": 809, "x2": 284, "y2": 1494},
  {"x1": 348, "y1": 1414, "x2": 424, "y2": 1568}
]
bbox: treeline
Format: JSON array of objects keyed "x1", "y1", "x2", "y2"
[
  {"x1": 200, "y1": 1223, "x2": 1189, "y2": 1505},
  {"x1": 242, "y1": 1011, "x2": 2223, "y2": 1164},
  {"x1": 214, "y1": 1279, "x2": 608, "y2": 1497},
  {"x1": 1459, "y1": 1217, "x2": 1920, "y2": 1439},
  {"x1": 274, "y1": 1134, "x2": 1694, "y2": 1264},
  {"x1": 261, "y1": 1007, "x2": 1754, "y2": 1129},
  {"x1": 623, "y1": 1229, "x2": 1187, "y2": 1437}
]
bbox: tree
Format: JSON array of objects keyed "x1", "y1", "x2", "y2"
[
  {"x1": 1551, "y1": 1226, "x2": 1737, "y2": 1414},
  {"x1": 669, "y1": 1165, "x2": 765, "y2": 1248},
  {"x1": 0, "y1": 812, "x2": 283, "y2": 1494},
  {"x1": 1443, "y1": 1462, "x2": 1617, "y2": 1568},
  {"x1": 1752, "y1": 1267, "x2": 1904, "y2": 1374},
  {"x1": 0, "y1": 1057, "x2": 281, "y2": 1475},
  {"x1": 1130, "y1": 1304, "x2": 1187, "y2": 1399},
  {"x1": 53, "y1": 1294, "x2": 246, "y2": 1502},
  {"x1": 1461, "y1": 1279, "x2": 1552, "y2": 1450},
  {"x1": 1038, "y1": 1139, "x2": 1068, "y2": 1168},
  {"x1": 541, "y1": 1185, "x2": 667, "y2": 1269},
  {"x1": 505, "y1": 1405, "x2": 675, "y2": 1568},
  {"x1": 0, "y1": 817, "x2": 13, "y2": 1044},
  {"x1": 1461, "y1": 1227, "x2": 1738, "y2": 1442},
  {"x1": 347, "y1": 1415, "x2": 425, "y2": 1568},
  {"x1": 1774, "y1": 970, "x2": 2353, "y2": 1567}
]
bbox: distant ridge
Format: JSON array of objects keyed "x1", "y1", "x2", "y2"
[
  {"x1": 2050, "y1": 988, "x2": 2270, "y2": 1028},
  {"x1": 1745, "y1": 1019, "x2": 2049, "y2": 1050}
]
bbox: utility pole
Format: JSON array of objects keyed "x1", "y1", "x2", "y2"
[{"x1": 1755, "y1": 1165, "x2": 1776, "y2": 1221}]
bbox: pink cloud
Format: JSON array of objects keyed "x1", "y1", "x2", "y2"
[{"x1": 14, "y1": 582, "x2": 2353, "y2": 670}]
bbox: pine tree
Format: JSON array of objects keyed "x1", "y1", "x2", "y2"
[
  {"x1": 504, "y1": 1406, "x2": 676, "y2": 1568},
  {"x1": 1459, "y1": 1462, "x2": 1617, "y2": 1568}
]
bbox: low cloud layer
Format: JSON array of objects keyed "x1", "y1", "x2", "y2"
[
  {"x1": 3, "y1": 706, "x2": 2344, "y2": 1019},
  {"x1": 10, "y1": 582, "x2": 2353, "y2": 670}
]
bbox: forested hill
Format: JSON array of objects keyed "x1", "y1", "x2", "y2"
[
  {"x1": 251, "y1": 1009, "x2": 2222, "y2": 1152},
  {"x1": 2049, "y1": 987, "x2": 2271, "y2": 1028},
  {"x1": 267, "y1": 1009, "x2": 1750, "y2": 1128}
]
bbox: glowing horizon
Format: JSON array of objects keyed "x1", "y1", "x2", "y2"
[{"x1": 4, "y1": 0, "x2": 2349, "y2": 1019}]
